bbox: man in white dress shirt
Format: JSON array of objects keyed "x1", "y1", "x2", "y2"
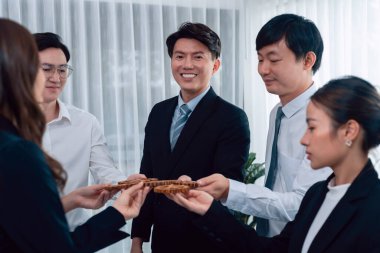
[
  {"x1": 197, "y1": 14, "x2": 332, "y2": 237},
  {"x1": 34, "y1": 33, "x2": 126, "y2": 230}
]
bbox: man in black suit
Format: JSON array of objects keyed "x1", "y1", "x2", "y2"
[{"x1": 130, "y1": 22, "x2": 250, "y2": 253}]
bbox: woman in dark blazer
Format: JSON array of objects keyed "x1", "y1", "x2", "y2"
[
  {"x1": 167, "y1": 76, "x2": 380, "y2": 253},
  {"x1": 0, "y1": 19, "x2": 149, "y2": 253}
]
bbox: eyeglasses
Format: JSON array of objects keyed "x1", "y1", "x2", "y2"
[{"x1": 41, "y1": 63, "x2": 73, "y2": 79}]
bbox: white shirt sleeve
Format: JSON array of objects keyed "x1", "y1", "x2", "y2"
[
  {"x1": 225, "y1": 159, "x2": 331, "y2": 222},
  {"x1": 88, "y1": 117, "x2": 126, "y2": 184}
]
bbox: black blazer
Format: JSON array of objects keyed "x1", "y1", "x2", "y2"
[
  {"x1": 0, "y1": 117, "x2": 128, "y2": 253},
  {"x1": 194, "y1": 160, "x2": 380, "y2": 253},
  {"x1": 131, "y1": 87, "x2": 250, "y2": 253}
]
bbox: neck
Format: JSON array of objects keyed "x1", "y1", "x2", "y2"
[
  {"x1": 332, "y1": 151, "x2": 368, "y2": 186},
  {"x1": 280, "y1": 79, "x2": 313, "y2": 106},
  {"x1": 40, "y1": 100, "x2": 59, "y2": 123},
  {"x1": 181, "y1": 86, "x2": 209, "y2": 103}
]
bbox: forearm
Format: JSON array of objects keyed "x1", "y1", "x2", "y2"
[
  {"x1": 61, "y1": 193, "x2": 79, "y2": 213},
  {"x1": 193, "y1": 200, "x2": 271, "y2": 253},
  {"x1": 225, "y1": 180, "x2": 303, "y2": 222}
]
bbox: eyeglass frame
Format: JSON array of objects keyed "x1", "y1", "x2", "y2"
[{"x1": 41, "y1": 63, "x2": 74, "y2": 79}]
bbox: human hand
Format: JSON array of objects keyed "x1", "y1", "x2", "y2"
[
  {"x1": 177, "y1": 175, "x2": 192, "y2": 181},
  {"x1": 62, "y1": 184, "x2": 117, "y2": 213},
  {"x1": 165, "y1": 190, "x2": 213, "y2": 216},
  {"x1": 127, "y1": 173, "x2": 147, "y2": 181},
  {"x1": 113, "y1": 182, "x2": 151, "y2": 220},
  {"x1": 196, "y1": 173, "x2": 229, "y2": 201}
]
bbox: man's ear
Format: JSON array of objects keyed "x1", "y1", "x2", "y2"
[
  {"x1": 212, "y1": 59, "x2": 221, "y2": 74},
  {"x1": 304, "y1": 51, "x2": 316, "y2": 71}
]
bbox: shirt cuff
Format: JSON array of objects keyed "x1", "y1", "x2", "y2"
[{"x1": 223, "y1": 179, "x2": 247, "y2": 207}]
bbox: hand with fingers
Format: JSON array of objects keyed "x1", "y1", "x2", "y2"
[
  {"x1": 196, "y1": 173, "x2": 230, "y2": 201},
  {"x1": 113, "y1": 181, "x2": 151, "y2": 220},
  {"x1": 61, "y1": 184, "x2": 119, "y2": 213},
  {"x1": 165, "y1": 189, "x2": 214, "y2": 216}
]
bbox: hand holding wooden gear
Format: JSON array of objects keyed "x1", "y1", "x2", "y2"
[{"x1": 103, "y1": 178, "x2": 198, "y2": 194}]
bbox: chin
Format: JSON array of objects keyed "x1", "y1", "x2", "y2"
[{"x1": 310, "y1": 162, "x2": 326, "y2": 170}]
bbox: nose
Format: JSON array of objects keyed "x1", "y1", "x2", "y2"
[
  {"x1": 258, "y1": 60, "x2": 270, "y2": 76},
  {"x1": 300, "y1": 130, "x2": 309, "y2": 147},
  {"x1": 183, "y1": 56, "x2": 194, "y2": 69},
  {"x1": 49, "y1": 69, "x2": 61, "y2": 82}
]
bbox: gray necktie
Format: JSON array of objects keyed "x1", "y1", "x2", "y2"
[
  {"x1": 256, "y1": 106, "x2": 284, "y2": 236},
  {"x1": 171, "y1": 104, "x2": 191, "y2": 150}
]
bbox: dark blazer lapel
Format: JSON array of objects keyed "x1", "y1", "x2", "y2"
[
  {"x1": 308, "y1": 161, "x2": 377, "y2": 253},
  {"x1": 290, "y1": 180, "x2": 329, "y2": 252},
  {"x1": 168, "y1": 88, "x2": 218, "y2": 175},
  {"x1": 161, "y1": 97, "x2": 178, "y2": 155}
]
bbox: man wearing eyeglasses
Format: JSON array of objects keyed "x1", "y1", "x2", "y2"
[{"x1": 34, "y1": 32, "x2": 126, "y2": 231}]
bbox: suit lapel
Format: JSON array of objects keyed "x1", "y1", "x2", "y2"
[
  {"x1": 308, "y1": 162, "x2": 377, "y2": 253},
  {"x1": 167, "y1": 88, "x2": 218, "y2": 177},
  {"x1": 163, "y1": 98, "x2": 178, "y2": 153},
  {"x1": 308, "y1": 201, "x2": 356, "y2": 253},
  {"x1": 290, "y1": 181, "x2": 329, "y2": 252}
]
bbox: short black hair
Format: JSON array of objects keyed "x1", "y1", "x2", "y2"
[
  {"x1": 166, "y1": 22, "x2": 221, "y2": 59},
  {"x1": 256, "y1": 14, "x2": 323, "y2": 74},
  {"x1": 33, "y1": 32, "x2": 70, "y2": 62}
]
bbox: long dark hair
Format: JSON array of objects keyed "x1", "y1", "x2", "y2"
[
  {"x1": 0, "y1": 18, "x2": 66, "y2": 189},
  {"x1": 311, "y1": 76, "x2": 380, "y2": 153}
]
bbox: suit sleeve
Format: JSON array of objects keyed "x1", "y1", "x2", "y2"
[
  {"x1": 0, "y1": 140, "x2": 128, "y2": 253},
  {"x1": 213, "y1": 107, "x2": 250, "y2": 181},
  {"x1": 131, "y1": 107, "x2": 155, "y2": 241},
  {"x1": 192, "y1": 200, "x2": 291, "y2": 253},
  {"x1": 192, "y1": 181, "x2": 330, "y2": 252}
]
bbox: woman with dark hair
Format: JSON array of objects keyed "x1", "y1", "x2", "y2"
[
  {"x1": 167, "y1": 76, "x2": 380, "y2": 252},
  {"x1": 0, "y1": 18, "x2": 149, "y2": 252}
]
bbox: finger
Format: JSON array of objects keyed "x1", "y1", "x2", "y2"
[
  {"x1": 178, "y1": 175, "x2": 192, "y2": 181},
  {"x1": 196, "y1": 176, "x2": 213, "y2": 187},
  {"x1": 197, "y1": 173, "x2": 223, "y2": 187},
  {"x1": 141, "y1": 186, "x2": 151, "y2": 200},
  {"x1": 122, "y1": 181, "x2": 144, "y2": 197},
  {"x1": 91, "y1": 184, "x2": 109, "y2": 191},
  {"x1": 174, "y1": 192, "x2": 192, "y2": 207},
  {"x1": 127, "y1": 173, "x2": 147, "y2": 181}
]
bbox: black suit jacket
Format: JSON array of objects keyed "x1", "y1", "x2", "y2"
[
  {"x1": 194, "y1": 160, "x2": 380, "y2": 253},
  {"x1": 0, "y1": 116, "x2": 128, "y2": 253},
  {"x1": 131, "y1": 87, "x2": 250, "y2": 253}
]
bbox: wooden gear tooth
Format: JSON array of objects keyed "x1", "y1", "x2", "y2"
[
  {"x1": 103, "y1": 178, "x2": 198, "y2": 193},
  {"x1": 154, "y1": 184, "x2": 190, "y2": 194}
]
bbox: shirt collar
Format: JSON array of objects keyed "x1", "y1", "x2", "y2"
[
  {"x1": 56, "y1": 99, "x2": 72, "y2": 123},
  {"x1": 281, "y1": 83, "x2": 316, "y2": 118},
  {"x1": 177, "y1": 85, "x2": 210, "y2": 112}
]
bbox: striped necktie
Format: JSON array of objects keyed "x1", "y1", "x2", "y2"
[{"x1": 171, "y1": 104, "x2": 191, "y2": 150}]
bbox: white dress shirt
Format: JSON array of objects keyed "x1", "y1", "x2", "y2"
[
  {"x1": 224, "y1": 84, "x2": 332, "y2": 237},
  {"x1": 43, "y1": 99, "x2": 126, "y2": 230},
  {"x1": 301, "y1": 179, "x2": 350, "y2": 253}
]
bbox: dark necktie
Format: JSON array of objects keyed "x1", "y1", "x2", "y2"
[
  {"x1": 256, "y1": 106, "x2": 284, "y2": 236},
  {"x1": 171, "y1": 104, "x2": 191, "y2": 150}
]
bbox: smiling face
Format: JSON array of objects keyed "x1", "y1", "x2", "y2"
[
  {"x1": 300, "y1": 101, "x2": 348, "y2": 170},
  {"x1": 171, "y1": 38, "x2": 220, "y2": 102},
  {"x1": 257, "y1": 38, "x2": 314, "y2": 105},
  {"x1": 39, "y1": 48, "x2": 68, "y2": 104}
]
